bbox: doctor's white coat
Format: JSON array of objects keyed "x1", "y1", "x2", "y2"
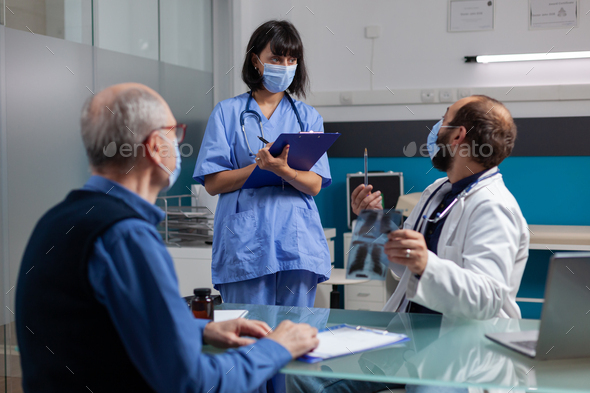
[{"x1": 383, "y1": 167, "x2": 530, "y2": 320}]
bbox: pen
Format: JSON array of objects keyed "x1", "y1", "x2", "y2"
[
  {"x1": 364, "y1": 148, "x2": 368, "y2": 187},
  {"x1": 355, "y1": 325, "x2": 389, "y2": 335},
  {"x1": 258, "y1": 136, "x2": 270, "y2": 144}
]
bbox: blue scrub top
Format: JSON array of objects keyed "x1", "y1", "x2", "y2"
[{"x1": 193, "y1": 92, "x2": 332, "y2": 288}]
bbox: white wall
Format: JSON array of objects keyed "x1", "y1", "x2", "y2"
[
  {"x1": 95, "y1": 0, "x2": 160, "y2": 60},
  {"x1": 64, "y1": 0, "x2": 93, "y2": 45},
  {"x1": 230, "y1": 0, "x2": 590, "y2": 121},
  {"x1": 95, "y1": 0, "x2": 213, "y2": 70},
  {"x1": 160, "y1": 0, "x2": 213, "y2": 72}
]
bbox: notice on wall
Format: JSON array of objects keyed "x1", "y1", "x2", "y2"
[
  {"x1": 448, "y1": 0, "x2": 495, "y2": 32},
  {"x1": 529, "y1": 0, "x2": 578, "y2": 29}
]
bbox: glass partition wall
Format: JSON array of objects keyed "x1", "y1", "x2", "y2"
[{"x1": 0, "y1": 1, "x2": 213, "y2": 391}]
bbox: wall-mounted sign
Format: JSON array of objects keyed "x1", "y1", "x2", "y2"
[
  {"x1": 529, "y1": 0, "x2": 578, "y2": 29},
  {"x1": 448, "y1": 0, "x2": 495, "y2": 32}
]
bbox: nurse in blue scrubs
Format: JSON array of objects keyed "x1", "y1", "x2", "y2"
[{"x1": 193, "y1": 20, "x2": 332, "y2": 308}]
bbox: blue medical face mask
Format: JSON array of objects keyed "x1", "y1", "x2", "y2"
[
  {"x1": 260, "y1": 62, "x2": 298, "y2": 93},
  {"x1": 158, "y1": 132, "x2": 181, "y2": 191},
  {"x1": 427, "y1": 119, "x2": 461, "y2": 160},
  {"x1": 427, "y1": 120, "x2": 443, "y2": 160}
]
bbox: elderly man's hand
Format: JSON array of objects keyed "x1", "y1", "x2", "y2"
[
  {"x1": 267, "y1": 320, "x2": 319, "y2": 359},
  {"x1": 384, "y1": 229, "x2": 429, "y2": 276},
  {"x1": 351, "y1": 184, "x2": 382, "y2": 216},
  {"x1": 203, "y1": 319, "x2": 271, "y2": 349}
]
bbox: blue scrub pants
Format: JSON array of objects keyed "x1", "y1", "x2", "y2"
[
  {"x1": 217, "y1": 269, "x2": 319, "y2": 307},
  {"x1": 218, "y1": 270, "x2": 319, "y2": 393}
]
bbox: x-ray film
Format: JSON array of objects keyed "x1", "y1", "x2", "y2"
[{"x1": 346, "y1": 210, "x2": 403, "y2": 280}]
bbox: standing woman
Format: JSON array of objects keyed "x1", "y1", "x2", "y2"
[{"x1": 193, "y1": 20, "x2": 332, "y2": 308}]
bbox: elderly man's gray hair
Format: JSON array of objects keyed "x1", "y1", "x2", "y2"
[{"x1": 80, "y1": 87, "x2": 168, "y2": 169}]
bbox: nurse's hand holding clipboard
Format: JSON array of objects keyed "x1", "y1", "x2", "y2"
[
  {"x1": 255, "y1": 142, "x2": 322, "y2": 196},
  {"x1": 254, "y1": 142, "x2": 288, "y2": 173}
]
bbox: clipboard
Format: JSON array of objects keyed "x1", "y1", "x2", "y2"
[
  {"x1": 242, "y1": 132, "x2": 340, "y2": 189},
  {"x1": 297, "y1": 324, "x2": 409, "y2": 363}
]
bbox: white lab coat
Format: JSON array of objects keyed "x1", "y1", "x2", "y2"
[{"x1": 383, "y1": 167, "x2": 530, "y2": 320}]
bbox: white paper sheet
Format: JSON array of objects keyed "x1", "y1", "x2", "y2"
[{"x1": 213, "y1": 310, "x2": 249, "y2": 323}]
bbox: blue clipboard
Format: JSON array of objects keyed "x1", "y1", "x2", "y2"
[
  {"x1": 242, "y1": 132, "x2": 340, "y2": 189},
  {"x1": 297, "y1": 324, "x2": 410, "y2": 364}
]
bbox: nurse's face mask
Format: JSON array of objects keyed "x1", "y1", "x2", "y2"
[{"x1": 257, "y1": 56, "x2": 297, "y2": 93}]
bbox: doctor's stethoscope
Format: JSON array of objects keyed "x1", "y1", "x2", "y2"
[
  {"x1": 240, "y1": 91, "x2": 304, "y2": 156},
  {"x1": 412, "y1": 170, "x2": 501, "y2": 231}
]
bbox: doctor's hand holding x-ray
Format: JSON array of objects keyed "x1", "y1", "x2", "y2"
[
  {"x1": 351, "y1": 191, "x2": 428, "y2": 276},
  {"x1": 351, "y1": 186, "x2": 429, "y2": 276}
]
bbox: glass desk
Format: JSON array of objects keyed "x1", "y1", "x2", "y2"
[{"x1": 215, "y1": 303, "x2": 590, "y2": 392}]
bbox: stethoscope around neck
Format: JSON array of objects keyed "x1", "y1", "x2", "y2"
[
  {"x1": 413, "y1": 170, "x2": 500, "y2": 231},
  {"x1": 239, "y1": 91, "x2": 304, "y2": 156}
]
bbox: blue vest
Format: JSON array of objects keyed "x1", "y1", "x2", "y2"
[{"x1": 15, "y1": 190, "x2": 156, "y2": 392}]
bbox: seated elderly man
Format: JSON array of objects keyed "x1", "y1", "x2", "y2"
[
  {"x1": 287, "y1": 95, "x2": 529, "y2": 393},
  {"x1": 15, "y1": 83, "x2": 318, "y2": 393}
]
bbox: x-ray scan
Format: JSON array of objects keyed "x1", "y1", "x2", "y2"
[{"x1": 346, "y1": 209, "x2": 403, "y2": 280}]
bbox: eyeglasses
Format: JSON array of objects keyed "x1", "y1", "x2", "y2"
[{"x1": 151, "y1": 124, "x2": 187, "y2": 144}]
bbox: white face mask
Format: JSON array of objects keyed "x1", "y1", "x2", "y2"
[{"x1": 157, "y1": 132, "x2": 181, "y2": 191}]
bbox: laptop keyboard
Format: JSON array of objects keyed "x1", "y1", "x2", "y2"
[{"x1": 512, "y1": 340, "x2": 537, "y2": 351}]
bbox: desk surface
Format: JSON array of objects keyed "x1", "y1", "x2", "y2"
[
  {"x1": 528, "y1": 225, "x2": 590, "y2": 251},
  {"x1": 217, "y1": 303, "x2": 590, "y2": 392}
]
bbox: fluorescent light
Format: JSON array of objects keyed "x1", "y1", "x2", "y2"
[{"x1": 464, "y1": 51, "x2": 590, "y2": 63}]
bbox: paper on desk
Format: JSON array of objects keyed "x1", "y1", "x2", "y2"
[
  {"x1": 298, "y1": 324, "x2": 409, "y2": 363},
  {"x1": 213, "y1": 310, "x2": 249, "y2": 323}
]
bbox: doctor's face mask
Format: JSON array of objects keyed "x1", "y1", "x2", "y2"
[
  {"x1": 432, "y1": 131, "x2": 454, "y2": 172},
  {"x1": 429, "y1": 120, "x2": 460, "y2": 172}
]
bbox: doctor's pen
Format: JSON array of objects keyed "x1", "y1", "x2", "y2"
[{"x1": 364, "y1": 148, "x2": 368, "y2": 188}]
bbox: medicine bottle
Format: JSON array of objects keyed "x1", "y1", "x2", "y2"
[{"x1": 191, "y1": 288, "x2": 214, "y2": 320}]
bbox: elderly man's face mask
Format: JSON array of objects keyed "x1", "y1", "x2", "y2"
[{"x1": 157, "y1": 132, "x2": 182, "y2": 191}]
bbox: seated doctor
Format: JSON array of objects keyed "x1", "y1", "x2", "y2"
[
  {"x1": 357, "y1": 94, "x2": 530, "y2": 319},
  {"x1": 287, "y1": 95, "x2": 530, "y2": 393}
]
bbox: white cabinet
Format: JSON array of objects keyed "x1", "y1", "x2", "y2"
[
  {"x1": 343, "y1": 232, "x2": 397, "y2": 311},
  {"x1": 166, "y1": 244, "x2": 216, "y2": 297},
  {"x1": 167, "y1": 229, "x2": 337, "y2": 299}
]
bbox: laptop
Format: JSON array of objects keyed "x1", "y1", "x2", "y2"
[{"x1": 486, "y1": 252, "x2": 590, "y2": 360}]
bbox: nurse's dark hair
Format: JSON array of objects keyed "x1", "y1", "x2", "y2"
[
  {"x1": 241, "y1": 20, "x2": 309, "y2": 98},
  {"x1": 448, "y1": 95, "x2": 517, "y2": 168}
]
